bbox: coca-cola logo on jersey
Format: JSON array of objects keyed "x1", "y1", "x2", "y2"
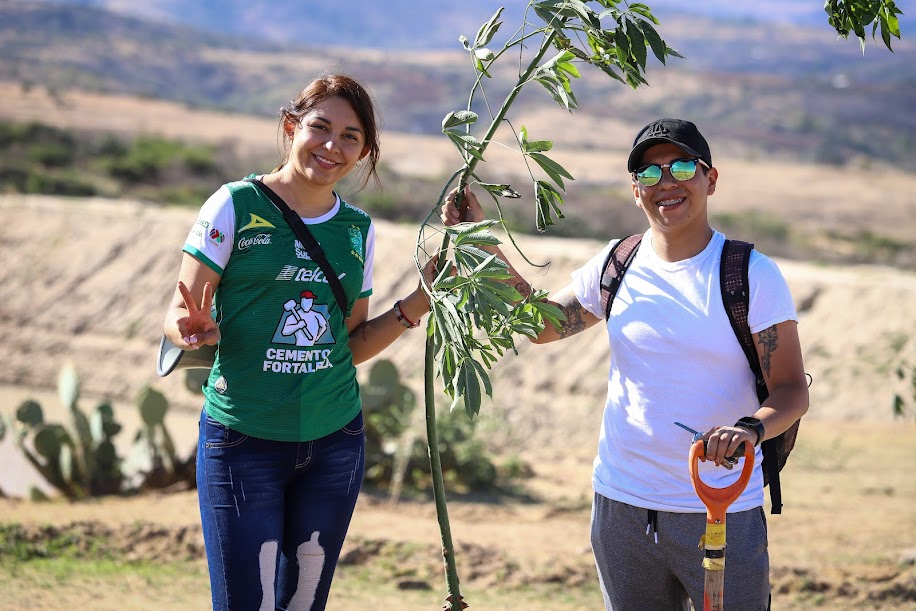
[{"x1": 237, "y1": 233, "x2": 272, "y2": 251}]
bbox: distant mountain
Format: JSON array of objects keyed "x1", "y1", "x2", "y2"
[
  {"x1": 37, "y1": 0, "x2": 900, "y2": 49},
  {"x1": 4, "y1": 0, "x2": 914, "y2": 169}
]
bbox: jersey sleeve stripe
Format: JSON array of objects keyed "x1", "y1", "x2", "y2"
[{"x1": 182, "y1": 246, "x2": 224, "y2": 275}]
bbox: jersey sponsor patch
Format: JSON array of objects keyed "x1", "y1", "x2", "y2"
[
  {"x1": 272, "y1": 291, "x2": 336, "y2": 347},
  {"x1": 274, "y1": 265, "x2": 346, "y2": 284},
  {"x1": 237, "y1": 233, "x2": 272, "y2": 251},
  {"x1": 348, "y1": 226, "x2": 364, "y2": 263},
  {"x1": 262, "y1": 291, "x2": 336, "y2": 375},
  {"x1": 209, "y1": 228, "x2": 225, "y2": 244},
  {"x1": 294, "y1": 240, "x2": 313, "y2": 260},
  {"x1": 239, "y1": 213, "x2": 276, "y2": 233}
]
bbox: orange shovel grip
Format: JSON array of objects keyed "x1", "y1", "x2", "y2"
[{"x1": 689, "y1": 439, "x2": 754, "y2": 523}]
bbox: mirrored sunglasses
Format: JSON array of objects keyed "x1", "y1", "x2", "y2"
[{"x1": 634, "y1": 158, "x2": 709, "y2": 187}]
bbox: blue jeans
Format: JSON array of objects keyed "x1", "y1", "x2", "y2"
[{"x1": 197, "y1": 408, "x2": 365, "y2": 611}]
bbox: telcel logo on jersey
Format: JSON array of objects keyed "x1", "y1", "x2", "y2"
[{"x1": 238, "y1": 233, "x2": 272, "y2": 251}]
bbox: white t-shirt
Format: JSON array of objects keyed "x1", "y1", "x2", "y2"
[{"x1": 571, "y1": 229, "x2": 797, "y2": 512}]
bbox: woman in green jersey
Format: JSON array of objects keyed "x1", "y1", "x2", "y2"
[{"x1": 163, "y1": 74, "x2": 432, "y2": 611}]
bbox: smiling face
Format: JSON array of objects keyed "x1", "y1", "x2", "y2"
[
  {"x1": 284, "y1": 95, "x2": 369, "y2": 193},
  {"x1": 631, "y1": 142, "x2": 718, "y2": 242}
]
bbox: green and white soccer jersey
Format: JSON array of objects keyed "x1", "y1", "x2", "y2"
[{"x1": 183, "y1": 179, "x2": 374, "y2": 442}]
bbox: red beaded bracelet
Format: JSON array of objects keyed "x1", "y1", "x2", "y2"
[{"x1": 393, "y1": 300, "x2": 420, "y2": 329}]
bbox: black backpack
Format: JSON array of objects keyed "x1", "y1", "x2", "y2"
[{"x1": 599, "y1": 234, "x2": 800, "y2": 515}]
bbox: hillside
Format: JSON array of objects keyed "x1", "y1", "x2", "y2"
[
  {"x1": 2, "y1": 193, "x2": 914, "y2": 450},
  {"x1": 3, "y1": 82, "x2": 915, "y2": 271},
  {"x1": 0, "y1": 191, "x2": 915, "y2": 609},
  {"x1": 2, "y1": 1, "x2": 914, "y2": 169}
]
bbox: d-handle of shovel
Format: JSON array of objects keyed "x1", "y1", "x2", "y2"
[
  {"x1": 689, "y1": 439, "x2": 754, "y2": 611},
  {"x1": 689, "y1": 439, "x2": 755, "y2": 523}
]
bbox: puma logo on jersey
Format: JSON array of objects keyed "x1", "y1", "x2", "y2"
[{"x1": 239, "y1": 213, "x2": 276, "y2": 233}]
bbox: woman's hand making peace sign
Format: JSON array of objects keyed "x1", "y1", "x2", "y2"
[{"x1": 176, "y1": 280, "x2": 220, "y2": 349}]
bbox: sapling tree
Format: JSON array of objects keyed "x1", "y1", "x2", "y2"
[
  {"x1": 410, "y1": 2, "x2": 903, "y2": 608},
  {"x1": 412, "y1": 2, "x2": 680, "y2": 607}
]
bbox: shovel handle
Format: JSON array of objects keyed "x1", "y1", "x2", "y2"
[{"x1": 688, "y1": 439, "x2": 754, "y2": 523}]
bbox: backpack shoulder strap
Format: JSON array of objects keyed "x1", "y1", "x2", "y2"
[
  {"x1": 600, "y1": 234, "x2": 643, "y2": 320},
  {"x1": 720, "y1": 239, "x2": 787, "y2": 514},
  {"x1": 719, "y1": 239, "x2": 767, "y2": 402}
]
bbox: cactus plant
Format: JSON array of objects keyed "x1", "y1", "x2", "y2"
[
  {"x1": 9, "y1": 364, "x2": 124, "y2": 498},
  {"x1": 128, "y1": 385, "x2": 186, "y2": 489},
  {"x1": 361, "y1": 359, "x2": 418, "y2": 499}
]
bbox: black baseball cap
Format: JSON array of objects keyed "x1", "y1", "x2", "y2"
[{"x1": 627, "y1": 118, "x2": 712, "y2": 172}]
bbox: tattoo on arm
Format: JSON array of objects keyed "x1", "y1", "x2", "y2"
[
  {"x1": 757, "y1": 325, "x2": 779, "y2": 377},
  {"x1": 553, "y1": 288, "x2": 588, "y2": 339}
]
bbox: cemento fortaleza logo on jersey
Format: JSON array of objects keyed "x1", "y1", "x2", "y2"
[{"x1": 264, "y1": 290, "x2": 335, "y2": 374}]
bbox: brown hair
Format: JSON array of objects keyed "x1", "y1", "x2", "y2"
[{"x1": 275, "y1": 74, "x2": 381, "y2": 191}]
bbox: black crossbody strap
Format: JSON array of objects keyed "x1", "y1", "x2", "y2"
[{"x1": 245, "y1": 177, "x2": 350, "y2": 318}]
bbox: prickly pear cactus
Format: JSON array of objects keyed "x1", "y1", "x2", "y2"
[
  {"x1": 129, "y1": 385, "x2": 187, "y2": 490},
  {"x1": 59, "y1": 363, "x2": 94, "y2": 490},
  {"x1": 15, "y1": 400, "x2": 43, "y2": 430},
  {"x1": 7, "y1": 367, "x2": 127, "y2": 498},
  {"x1": 137, "y1": 385, "x2": 169, "y2": 427},
  {"x1": 57, "y1": 363, "x2": 80, "y2": 410}
]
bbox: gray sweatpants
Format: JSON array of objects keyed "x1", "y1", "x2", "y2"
[{"x1": 590, "y1": 493, "x2": 770, "y2": 611}]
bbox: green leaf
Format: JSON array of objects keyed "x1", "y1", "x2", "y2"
[
  {"x1": 565, "y1": 0, "x2": 600, "y2": 29},
  {"x1": 442, "y1": 110, "x2": 478, "y2": 131},
  {"x1": 459, "y1": 35, "x2": 471, "y2": 50},
  {"x1": 614, "y1": 23, "x2": 631, "y2": 64},
  {"x1": 477, "y1": 285, "x2": 512, "y2": 317},
  {"x1": 636, "y1": 18, "x2": 667, "y2": 64},
  {"x1": 474, "y1": 7, "x2": 504, "y2": 48},
  {"x1": 445, "y1": 130, "x2": 486, "y2": 161},
  {"x1": 479, "y1": 182, "x2": 522, "y2": 198},
  {"x1": 557, "y1": 60, "x2": 581, "y2": 79},
  {"x1": 479, "y1": 278, "x2": 523, "y2": 302},
  {"x1": 530, "y1": 300, "x2": 567, "y2": 331},
  {"x1": 628, "y1": 3, "x2": 659, "y2": 24},
  {"x1": 454, "y1": 231, "x2": 502, "y2": 248},
  {"x1": 433, "y1": 260, "x2": 456, "y2": 286},
  {"x1": 530, "y1": 152, "x2": 574, "y2": 190},
  {"x1": 469, "y1": 359, "x2": 494, "y2": 398},
  {"x1": 475, "y1": 48, "x2": 496, "y2": 62},
  {"x1": 626, "y1": 19, "x2": 648, "y2": 69},
  {"x1": 446, "y1": 219, "x2": 499, "y2": 236},
  {"x1": 454, "y1": 244, "x2": 496, "y2": 267},
  {"x1": 474, "y1": 56, "x2": 493, "y2": 78},
  {"x1": 458, "y1": 361, "x2": 482, "y2": 417},
  {"x1": 435, "y1": 275, "x2": 469, "y2": 292},
  {"x1": 534, "y1": 180, "x2": 567, "y2": 232},
  {"x1": 470, "y1": 253, "x2": 502, "y2": 274},
  {"x1": 522, "y1": 139, "x2": 554, "y2": 153},
  {"x1": 536, "y1": 75, "x2": 575, "y2": 111}
]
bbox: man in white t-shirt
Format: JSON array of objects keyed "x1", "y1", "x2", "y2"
[{"x1": 440, "y1": 118, "x2": 808, "y2": 610}]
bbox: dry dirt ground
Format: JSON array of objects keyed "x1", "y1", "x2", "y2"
[
  {"x1": 0, "y1": 195, "x2": 914, "y2": 610},
  {"x1": 0, "y1": 84, "x2": 915, "y2": 609}
]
